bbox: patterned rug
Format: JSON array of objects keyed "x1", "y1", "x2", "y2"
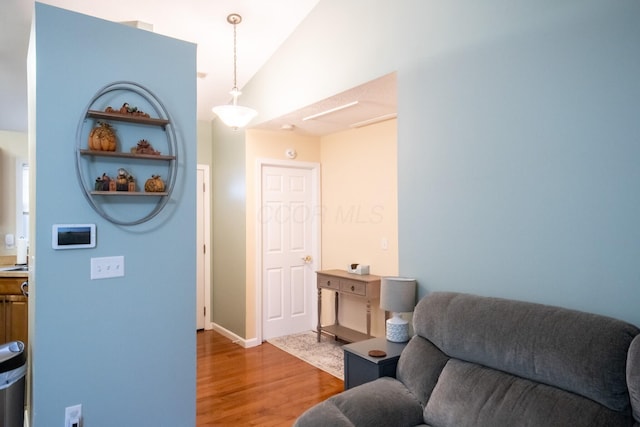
[{"x1": 268, "y1": 331, "x2": 344, "y2": 380}]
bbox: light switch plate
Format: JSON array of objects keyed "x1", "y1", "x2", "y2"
[{"x1": 90, "y1": 256, "x2": 124, "y2": 280}]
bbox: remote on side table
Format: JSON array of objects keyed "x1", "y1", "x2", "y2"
[
  {"x1": 343, "y1": 337, "x2": 408, "y2": 390},
  {"x1": 316, "y1": 269, "x2": 381, "y2": 343}
]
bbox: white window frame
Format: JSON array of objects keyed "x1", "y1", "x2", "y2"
[{"x1": 15, "y1": 159, "x2": 29, "y2": 241}]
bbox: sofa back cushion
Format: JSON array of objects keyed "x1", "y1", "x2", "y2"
[
  {"x1": 413, "y1": 292, "x2": 640, "y2": 412},
  {"x1": 424, "y1": 359, "x2": 632, "y2": 427}
]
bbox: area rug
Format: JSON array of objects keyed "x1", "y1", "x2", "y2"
[{"x1": 268, "y1": 331, "x2": 344, "y2": 380}]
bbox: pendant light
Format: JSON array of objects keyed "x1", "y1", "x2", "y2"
[{"x1": 212, "y1": 13, "x2": 258, "y2": 130}]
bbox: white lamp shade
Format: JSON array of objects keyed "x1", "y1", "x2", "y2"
[
  {"x1": 212, "y1": 104, "x2": 258, "y2": 130},
  {"x1": 380, "y1": 277, "x2": 416, "y2": 313}
]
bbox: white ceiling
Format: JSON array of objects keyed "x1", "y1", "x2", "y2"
[
  {"x1": 253, "y1": 72, "x2": 397, "y2": 136},
  {"x1": 1, "y1": 0, "x2": 396, "y2": 136}
]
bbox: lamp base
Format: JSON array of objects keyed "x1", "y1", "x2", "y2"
[{"x1": 386, "y1": 314, "x2": 409, "y2": 342}]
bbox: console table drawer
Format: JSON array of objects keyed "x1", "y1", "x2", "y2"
[
  {"x1": 340, "y1": 279, "x2": 366, "y2": 296},
  {"x1": 318, "y1": 276, "x2": 340, "y2": 291}
]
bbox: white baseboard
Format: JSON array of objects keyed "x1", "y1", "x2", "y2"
[{"x1": 210, "y1": 322, "x2": 261, "y2": 348}]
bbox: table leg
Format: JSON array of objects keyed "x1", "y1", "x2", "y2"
[
  {"x1": 334, "y1": 291, "x2": 340, "y2": 341},
  {"x1": 317, "y1": 287, "x2": 322, "y2": 342},
  {"x1": 366, "y1": 299, "x2": 371, "y2": 337}
]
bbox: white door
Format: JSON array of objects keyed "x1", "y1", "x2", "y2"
[
  {"x1": 262, "y1": 164, "x2": 317, "y2": 339},
  {"x1": 196, "y1": 165, "x2": 211, "y2": 330}
]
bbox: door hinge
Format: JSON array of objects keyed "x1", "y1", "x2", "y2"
[
  {"x1": 203, "y1": 244, "x2": 206, "y2": 254},
  {"x1": 202, "y1": 182, "x2": 206, "y2": 192},
  {"x1": 204, "y1": 306, "x2": 206, "y2": 317}
]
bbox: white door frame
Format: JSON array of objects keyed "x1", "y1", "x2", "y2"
[
  {"x1": 197, "y1": 164, "x2": 212, "y2": 330},
  {"x1": 255, "y1": 158, "x2": 321, "y2": 344}
]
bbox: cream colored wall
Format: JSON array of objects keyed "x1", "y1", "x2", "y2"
[
  {"x1": 244, "y1": 120, "x2": 398, "y2": 340},
  {"x1": 245, "y1": 129, "x2": 322, "y2": 338},
  {"x1": 319, "y1": 119, "x2": 398, "y2": 337},
  {"x1": 0, "y1": 130, "x2": 28, "y2": 257}
]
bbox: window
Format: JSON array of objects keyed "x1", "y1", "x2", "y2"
[{"x1": 16, "y1": 161, "x2": 29, "y2": 241}]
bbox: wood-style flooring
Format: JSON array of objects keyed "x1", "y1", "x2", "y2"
[{"x1": 197, "y1": 329, "x2": 344, "y2": 426}]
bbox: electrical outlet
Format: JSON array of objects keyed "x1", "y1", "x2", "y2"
[
  {"x1": 90, "y1": 255, "x2": 125, "y2": 280},
  {"x1": 65, "y1": 404, "x2": 82, "y2": 427}
]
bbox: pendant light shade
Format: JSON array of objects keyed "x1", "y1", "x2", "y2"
[
  {"x1": 212, "y1": 13, "x2": 257, "y2": 130},
  {"x1": 212, "y1": 104, "x2": 257, "y2": 130}
]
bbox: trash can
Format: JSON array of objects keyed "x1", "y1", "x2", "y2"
[{"x1": 0, "y1": 341, "x2": 26, "y2": 427}]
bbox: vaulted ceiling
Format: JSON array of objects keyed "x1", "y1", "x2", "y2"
[{"x1": 1, "y1": 0, "x2": 396, "y2": 136}]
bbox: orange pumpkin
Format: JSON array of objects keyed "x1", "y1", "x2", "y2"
[
  {"x1": 144, "y1": 175, "x2": 165, "y2": 192},
  {"x1": 88, "y1": 122, "x2": 116, "y2": 151}
]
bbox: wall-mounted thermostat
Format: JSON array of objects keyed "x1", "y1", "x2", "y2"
[{"x1": 52, "y1": 224, "x2": 96, "y2": 249}]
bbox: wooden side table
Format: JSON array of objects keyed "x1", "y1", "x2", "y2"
[
  {"x1": 316, "y1": 269, "x2": 381, "y2": 343},
  {"x1": 343, "y1": 337, "x2": 407, "y2": 390}
]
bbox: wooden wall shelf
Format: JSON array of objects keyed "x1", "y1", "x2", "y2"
[
  {"x1": 90, "y1": 191, "x2": 169, "y2": 196},
  {"x1": 86, "y1": 110, "x2": 170, "y2": 127},
  {"x1": 75, "y1": 81, "x2": 178, "y2": 225},
  {"x1": 79, "y1": 149, "x2": 175, "y2": 161}
]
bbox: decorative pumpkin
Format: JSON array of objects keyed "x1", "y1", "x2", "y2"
[
  {"x1": 144, "y1": 175, "x2": 165, "y2": 193},
  {"x1": 116, "y1": 168, "x2": 130, "y2": 191},
  {"x1": 88, "y1": 121, "x2": 116, "y2": 151}
]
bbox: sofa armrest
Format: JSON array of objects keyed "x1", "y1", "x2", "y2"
[
  {"x1": 294, "y1": 377, "x2": 424, "y2": 427},
  {"x1": 293, "y1": 400, "x2": 356, "y2": 427}
]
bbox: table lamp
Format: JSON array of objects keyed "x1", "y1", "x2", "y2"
[{"x1": 380, "y1": 277, "x2": 416, "y2": 342}]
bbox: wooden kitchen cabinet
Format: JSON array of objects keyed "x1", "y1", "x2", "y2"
[{"x1": 0, "y1": 277, "x2": 28, "y2": 346}]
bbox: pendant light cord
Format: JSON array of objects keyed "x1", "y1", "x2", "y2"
[
  {"x1": 226, "y1": 13, "x2": 243, "y2": 102},
  {"x1": 212, "y1": 13, "x2": 258, "y2": 130},
  {"x1": 232, "y1": 18, "x2": 238, "y2": 92}
]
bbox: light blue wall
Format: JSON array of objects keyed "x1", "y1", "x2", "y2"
[
  {"x1": 243, "y1": 0, "x2": 640, "y2": 326},
  {"x1": 398, "y1": 1, "x2": 640, "y2": 325},
  {"x1": 32, "y1": 4, "x2": 196, "y2": 425}
]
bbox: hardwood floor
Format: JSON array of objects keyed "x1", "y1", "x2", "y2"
[{"x1": 197, "y1": 329, "x2": 344, "y2": 426}]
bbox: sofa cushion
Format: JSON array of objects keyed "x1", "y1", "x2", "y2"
[
  {"x1": 629, "y1": 335, "x2": 640, "y2": 423},
  {"x1": 424, "y1": 359, "x2": 634, "y2": 427},
  {"x1": 396, "y1": 335, "x2": 450, "y2": 406},
  {"x1": 414, "y1": 292, "x2": 640, "y2": 412}
]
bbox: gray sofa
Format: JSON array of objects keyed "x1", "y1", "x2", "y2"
[{"x1": 294, "y1": 292, "x2": 640, "y2": 427}]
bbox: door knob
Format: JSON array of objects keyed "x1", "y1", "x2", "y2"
[{"x1": 301, "y1": 255, "x2": 312, "y2": 263}]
